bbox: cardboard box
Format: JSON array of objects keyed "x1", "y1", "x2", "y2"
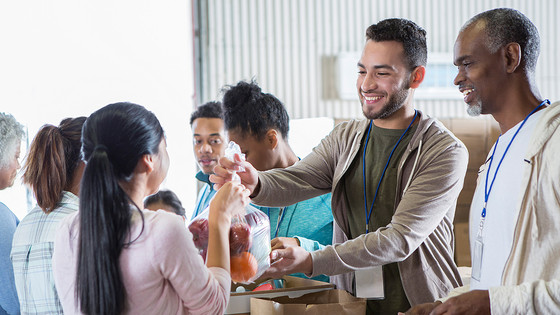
[
  {"x1": 454, "y1": 222, "x2": 471, "y2": 267},
  {"x1": 439, "y1": 117, "x2": 500, "y2": 159},
  {"x1": 455, "y1": 169, "x2": 479, "y2": 222},
  {"x1": 440, "y1": 117, "x2": 499, "y2": 224},
  {"x1": 251, "y1": 289, "x2": 366, "y2": 315},
  {"x1": 225, "y1": 276, "x2": 334, "y2": 314}
]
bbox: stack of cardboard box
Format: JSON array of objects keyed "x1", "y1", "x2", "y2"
[{"x1": 439, "y1": 117, "x2": 500, "y2": 266}]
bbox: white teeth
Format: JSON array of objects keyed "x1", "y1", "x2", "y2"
[
  {"x1": 462, "y1": 89, "x2": 474, "y2": 96},
  {"x1": 363, "y1": 95, "x2": 382, "y2": 101}
]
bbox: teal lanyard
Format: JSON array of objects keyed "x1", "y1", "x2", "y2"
[{"x1": 362, "y1": 110, "x2": 417, "y2": 233}]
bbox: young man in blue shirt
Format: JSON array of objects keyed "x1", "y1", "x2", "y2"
[{"x1": 189, "y1": 102, "x2": 227, "y2": 220}]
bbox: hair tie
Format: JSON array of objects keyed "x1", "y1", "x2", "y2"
[{"x1": 94, "y1": 144, "x2": 108, "y2": 153}]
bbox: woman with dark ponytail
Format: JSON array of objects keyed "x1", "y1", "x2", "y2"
[
  {"x1": 11, "y1": 116, "x2": 86, "y2": 314},
  {"x1": 53, "y1": 103, "x2": 249, "y2": 315}
]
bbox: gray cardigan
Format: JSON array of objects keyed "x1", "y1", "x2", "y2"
[{"x1": 253, "y1": 111, "x2": 468, "y2": 305}]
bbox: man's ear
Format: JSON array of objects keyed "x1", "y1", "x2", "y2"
[
  {"x1": 409, "y1": 66, "x2": 426, "y2": 89},
  {"x1": 504, "y1": 42, "x2": 522, "y2": 73},
  {"x1": 265, "y1": 129, "x2": 279, "y2": 150}
]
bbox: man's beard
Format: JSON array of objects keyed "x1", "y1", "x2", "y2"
[
  {"x1": 466, "y1": 101, "x2": 482, "y2": 116},
  {"x1": 362, "y1": 84, "x2": 409, "y2": 120}
]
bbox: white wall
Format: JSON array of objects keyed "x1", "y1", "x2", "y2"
[
  {"x1": 196, "y1": 0, "x2": 560, "y2": 120},
  {"x1": 289, "y1": 117, "x2": 334, "y2": 159},
  {"x1": 0, "y1": 1, "x2": 197, "y2": 219}
]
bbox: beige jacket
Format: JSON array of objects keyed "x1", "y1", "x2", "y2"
[
  {"x1": 253, "y1": 111, "x2": 468, "y2": 305},
  {"x1": 444, "y1": 101, "x2": 560, "y2": 314},
  {"x1": 489, "y1": 101, "x2": 560, "y2": 314}
]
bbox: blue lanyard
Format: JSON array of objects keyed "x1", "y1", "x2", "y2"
[
  {"x1": 266, "y1": 206, "x2": 288, "y2": 238},
  {"x1": 482, "y1": 99, "x2": 549, "y2": 219},
  {"x1": 362, "y1": 110, "x2": 418, "y2": 233}
]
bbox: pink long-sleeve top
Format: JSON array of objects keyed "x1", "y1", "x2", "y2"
[{"x1": 53, "y1": 209, "x2": 231, "y2": 314}]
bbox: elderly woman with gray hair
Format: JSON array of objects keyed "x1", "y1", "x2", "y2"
[{"x1": 0, "y1": 112, "x2": 24, "y2": 315}]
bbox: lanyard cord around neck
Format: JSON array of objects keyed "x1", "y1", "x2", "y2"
[
  {"x1": 481, "y1": 99, "x2": 549, "y2": 225},
  {"x1": 362, "y1": 109, "x2": 418, "y2": 233},
  {"x1": 266, "y1": 206, "x2": 289, "y2": 238},
  {"x1": 266, "y1": 156, "x2": 300, "y2": 238}
]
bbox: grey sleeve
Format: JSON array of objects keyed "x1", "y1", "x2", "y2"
[{"x1": 252, "y1": 125, "x2": 342, "y2": 207}]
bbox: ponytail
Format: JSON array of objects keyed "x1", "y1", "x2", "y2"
[
  {"x1": 77, "y1": 147, "x2": 130, "y2": 314},
  {"x1": 22, "y1": 117, "x2": 86, "y2": 213}
]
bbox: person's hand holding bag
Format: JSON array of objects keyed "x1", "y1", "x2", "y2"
[
  {"x1": 205, "y1": 182, "x2": 251, "y2": 271},
  {"x1": 210, "y1": 142, "x2": 260, "y2": 196}
]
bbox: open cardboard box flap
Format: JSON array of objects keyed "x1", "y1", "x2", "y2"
[
  {"x1": 250, "y1": 289, "x2": 366, "y2": 315},
  {"x1": 225, "y1": 276, "x2": 334, "y2": 314}
]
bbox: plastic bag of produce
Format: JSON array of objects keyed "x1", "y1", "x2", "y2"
[
  {"x1": 189, "y1": 205, "x2": 271, "y2": 284},
  {"x1": 189, "y1": 141, "x2": 271, "y2": 283}
]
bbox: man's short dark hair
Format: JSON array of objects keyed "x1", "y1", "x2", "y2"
[
  {"x1": 222, "y1": 81, "x2": 289, "y2": 141},
  {"x1": 189, "y1": 101, "x2": 223, "y2": 126},
  {"x1": 365, "y1": 18, "x2": 427, "y2": 71},
  {"x1": 462, "y1": 8, "x2": 540, "y2": 74}
]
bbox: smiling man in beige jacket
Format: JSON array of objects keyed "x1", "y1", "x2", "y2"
[{"x1": 405, "y1": 8, "x2": 560, "y2": 315}]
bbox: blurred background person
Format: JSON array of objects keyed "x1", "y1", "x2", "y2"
[
  {"x1": 144, "y1": 189, "x2": 186, "y2": 219},
  {"x1": 10, "y1": 117, "x2": 86, "y2": 314},
  {"x1": 189, "y1": 101, "x2": 227, "y2": 220},
  {"x1": 0, "y1": 112, "x2": 24, "y2": 315}
]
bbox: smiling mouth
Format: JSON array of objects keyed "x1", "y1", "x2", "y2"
[
  {"x1": 462, "y1": 89, "x2": 474, "y2": 97},
  {"x1": 198, "y1": 159, "x2": 216, "y2": 165},
  {"x1": 363, "y1": 95, "x2": 383, "y2": 101},
  {"x1": 361, "y1": 91, "x2": 385, "y2": 104}
]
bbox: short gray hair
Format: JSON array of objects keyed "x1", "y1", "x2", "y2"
[
  {"x1": 462, "y1": 8, "x2": 540, "y2": 74},
  {"x1": 0, "y1": 112, "x2": 25, "y2": 168}
]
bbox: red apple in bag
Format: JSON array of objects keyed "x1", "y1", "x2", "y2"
[
  {"x1": 229, "y1": 222, "x2": 252, "y2": 256},
  {"x1": 189, "y1": 218, "x2": 209, "y2": 249},
  {"x1": 244, "y1": 210, "x2": 268, "y2": 227}
]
